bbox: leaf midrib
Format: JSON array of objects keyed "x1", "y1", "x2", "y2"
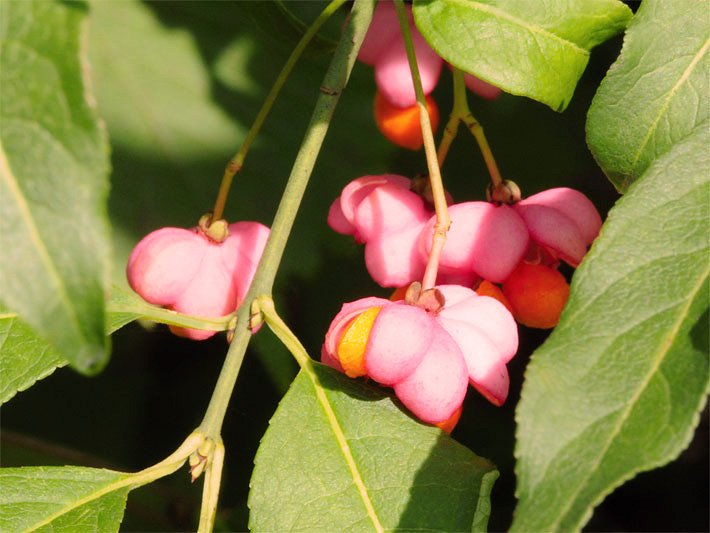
[
  {"x1": 304, "y1": 362, "x2": 385, "y2": 532},
  {"x1": 440, "y1": 0, "x2": 588, "y2": 56},
  {"x1": 546, "y1": 263, "x2": 710, "y2": 531},
  {"x1": 626, "y1": 36, "x2": 710, "y2": 184},
  {"x1": 0, "y1": 141, "x2": 85, "y2": 346},
  {"x1": 17, "y1": 472, "x2": 128, "y2": 531}
]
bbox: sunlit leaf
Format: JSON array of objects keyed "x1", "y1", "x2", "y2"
[
  {"x1": 587, "y1": 0, "x2": 709, "y2": 191},
  {"x1": 0, "y1": 1, "x2": 111, "y2": 373},
  {"x1": 249, "y1": 363, "x2": 498, "y2": 532},
  {"x1": 0, "y1": 466, "x2": 130, "y2": 532},
  {"x1": 513, "y1": 125, "x2": 709, "y2": 532},
  {"x1": 413, "y1": 0, "x2": 631, "y2": 111}
]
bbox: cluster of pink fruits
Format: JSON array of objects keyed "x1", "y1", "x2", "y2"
[
  {"x1": 328, "y1": 175, "x2": 601, "y2": 327},
  {"x1": 321, "y1": 283, "x2": 518, "y2": 431},
  {"x1": 126, "y1": 169, "x2": 600, "y2": 429},
  {"x1": 358, "y1": 1, "x2": 501, "y2": 149},
  {"x1": 125, "y1": 0, "x2": 603, "y2": 431},
  {"x1": 323, "y1": 174, "x2": 601, "y2": 427}
]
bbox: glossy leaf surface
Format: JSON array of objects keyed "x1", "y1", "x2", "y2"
[
  {"x1": 413, "y1": 0, "x2": 632, "y2": 111},
  {"x1": 0, "y1": 1, "x2": 111, "y2": 374},
  {"x1": 249, "y1": 363, "x2": 498, "y2": 532},
  {"x1": 513, "y1": 125, "x2": 710, "y2": 532},
  {"x1": 587, "y1": 0, "x2": 709, "y2": 191}
]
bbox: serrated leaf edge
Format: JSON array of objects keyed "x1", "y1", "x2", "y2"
[
  {"x1": 543, "y1": 265, "x2": 709, "y2": 531},
  {"x1": 625, "y1": 36, "x2": 710, "y2": 189},
  {"x1": 0, "y1": 312, "x2": 67, "y2": 405},
  {"x1": 17, "y1": 469, "x2": 130, "y2": 532}
]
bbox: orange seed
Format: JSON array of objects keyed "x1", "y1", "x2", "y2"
[
  {"x1": 374, "y1": 91, "x2": 440, "y2": 150},
  {"x1": 502, "y1": 263, "x2": 570, "y2": 329},
  {"x1": 389, "y1": 286, "x2": 408, "y2": 301},
  {"x1": 434, "y1": 405, "x2": 463, "y2": 434}
]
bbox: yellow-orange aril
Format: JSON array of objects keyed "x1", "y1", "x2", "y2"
[
  {"x1": 502, "y1": 263, "x2": 570, "y2": 329},
  {"x1": 434, "y1": 405, "x2": 463, "y2": 434},
  {"x1": 475, "y1": 279, "x2": 513, "y2": 314},
  {"x1": 374, "y1": 91, "x2": 440, "y2": 150},
  {"x1": 337, "y1": 306, "x2": 382, "y2": 377}
]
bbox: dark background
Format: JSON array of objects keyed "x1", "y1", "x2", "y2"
[{"x1": 2, "y1": 2, "x2": 707, "y2": 531}]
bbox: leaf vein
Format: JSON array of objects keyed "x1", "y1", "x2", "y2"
[
  {"x1": 628, "y1": 36, "x2": 710, "y2": 177},
  {"x1": 547, "y1": 264, "x2": 709, "y2": 530},
  {"x1": 443, "y1": 0, "x2": 588, "y2": 56},
  {"x1": 0, "y1": 141, "x2": 86, "y2": 345},
  {"x1": 305, "y1": 362, "x2": 384, "y2": 532}
]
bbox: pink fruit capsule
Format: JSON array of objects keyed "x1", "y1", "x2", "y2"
[
  {"x1": 126, "y1": 221, "x2": 269, "y2": 340},
  {"x1": 328, "y1": 176, "x2": 433, "y2": 287},
  {"x1": 322, "y1": 285, "x2": 519, "y2": 427}
]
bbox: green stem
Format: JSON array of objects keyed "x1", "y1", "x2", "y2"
[
  {"x1": 107, "y1": 297, "x2": 234, "y2": 333},
  {"x1": 257, "y1": 295, "x2": 311, "y2": 370},
  {"x1": 451, "y1": 68, "x2": 504, "y2": 189},
  {"x1": 436, "y1": 68, "x2": 469, "y2": 167},
  {"x1": 211, "y1": 0, "x2": 347, "y2": 222},
  {"x1": 29, "y1": 432, "x2": 206, "y2": 531},
  {"x1": 198, "y1": 437, "x2": 225, "y2": 533},
  {"x1": 257, "y1": 296, "x2": 385, "y2": 533},
  {"x1": 436, "y1": 114, "x2": 460, "y2": 169},
  {"x1": 197, "y1": 0, "x2": 375, "y2": 441},
  {"x1": 394, "y1": 0, "x2": 449, "y2": 291}
]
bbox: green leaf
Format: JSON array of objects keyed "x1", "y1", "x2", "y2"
[
  {"x1": 0, "y1": 466, "x2": 130, "y2": 532},
  {"x1": 586, "y1": 0, "x2": 709, "y2": 191},
  {"x1": 1, "y1": 286, "x2": 233, "y2": 405},
  {"x1": 512, "y1": 125, "x2": 710, "y2": 532},
  {"x1": 413, "y1": 0, "x2": 632, "y2": 111},
  {"x1": 0, "y1": 1, "x2": 111, "y2": 373},
  {"x1": 249, "y1": 362, "x2": 498, "y2": 532},
  {"x1": 0, "y1": 308, "x2": 67, "y2": 405}
]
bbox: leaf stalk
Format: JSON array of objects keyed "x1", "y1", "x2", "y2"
[{"x1": 198, "y1": 437, "x2": 225, "y2": 533}]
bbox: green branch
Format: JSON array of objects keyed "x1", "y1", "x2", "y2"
[{"x1": 198, "y1": 0, "x2": 375, "y2": 441}]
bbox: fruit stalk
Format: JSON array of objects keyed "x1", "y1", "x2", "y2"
[
  {"x1": 393, "y1": 0, "x2": 449, "y2": 291},
  {"x1": 211, "y1": 0, "x2": 347, "y2": 222},
  {"x1": 438, "y1": 67, "x2": 504, "y2": 189}
]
